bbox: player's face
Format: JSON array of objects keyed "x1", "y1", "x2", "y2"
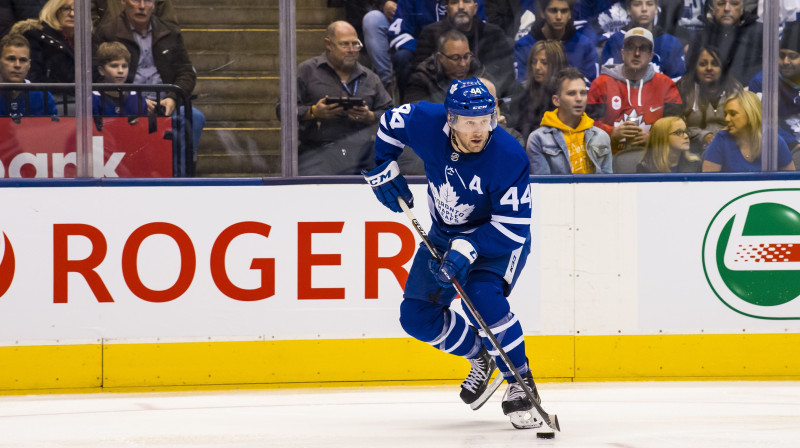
[
  {"x1": 123, "y1": 0, "x2": 155, "y2": 30},
  {"x1": 450, "y1": 113, "x2": 492, "y2": 153},
  {"x1": 99, "y1": 58, "x2": 129, "y2": 84},
  {"x1": 553, "y1": 78, "x2": 587, "y2": 121},
  {"x1": 668, "y1": 119, "x2": 690, "y2": 152},
  {"x1": 712, "y1": 0, "x2": 743, "y2": 26},
  {"x1": 696, "y1": 49, "x2": 722, "y2": 84},
  {"x1": 530, "y1": 50, "x2": 549, "y2": 84},
  {"x1": 543, "y1": 0, "x2": 571, "y2": 31},
  {"x1": 446, "y1": 0, "x2": 477, "y2": 30},
  {"x1": 0, "y1": 45, "x2": 30, "y2": 83},
  {"x1": 621, "y1": 37, "x2": 652, "y2": 72},
  {"x1": 326, "y1": 25, "x2": 361, "y2": 71},
  {"x1": 438, "y1": 39, "x2": 471, "y2": 80},
  {"x1": 724, "y1": 98, "x2": 749, "y2": 138},
  {"x1": 779, "y1": 49, "x2": 800, "y2": 81},
  {"x1": 627, "y1": 0, "x2": 657, "y2": 27}
]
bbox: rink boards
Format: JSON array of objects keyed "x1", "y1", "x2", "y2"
[{"x1": 1, "y1": 179, "x2": 800, "y2": 392}]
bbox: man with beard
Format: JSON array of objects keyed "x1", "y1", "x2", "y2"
[
  {"x1": 587, "y1": 27, "x2": 682, "y2": 153},
  {"x1": 283, "y1": 21, "x2": 393, "y2": 175},
  {"x1": 413, "y1": 0, "x2": 514, "y2": 101},
  {"x1": 404, "y1": 29, "x2": 483, "y2": 103}
]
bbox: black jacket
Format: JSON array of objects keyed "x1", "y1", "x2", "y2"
[
  {"x1": 94, "y1": 14, "x2": 196, "y2": 104},
  {"x1": 0, "y1": 0, "x2": 46, "y2": 37},
  {"x1": 404, "y1": 53, "x2": 484, "y2": 104},
  {"x1": 14, "y1": 19, "x2": 74, "y2": 83}
]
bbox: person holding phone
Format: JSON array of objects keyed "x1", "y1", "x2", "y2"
[{"x1": 280, "y1": 20, "x2": 393, "y2": 175}]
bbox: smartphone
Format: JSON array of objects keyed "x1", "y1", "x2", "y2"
[{"x1": 324, "y1": 97, "x2": 365, "y2": 110}]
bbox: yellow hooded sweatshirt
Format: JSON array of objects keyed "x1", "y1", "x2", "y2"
[{"x1": 540, "y1": 110, "x2": 596, "y2": 174}]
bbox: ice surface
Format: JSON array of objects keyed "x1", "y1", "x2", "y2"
[{"x1": 0, "y1": 381, "x2": 798, "y2": 447}]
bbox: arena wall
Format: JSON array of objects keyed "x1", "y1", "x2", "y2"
[{"x1": 1, "y1": 179, "x2": 799, "y2": 393}]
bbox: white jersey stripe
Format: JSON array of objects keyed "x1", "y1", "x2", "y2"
[
  {"x1": 491, "y1": 215, "x2": 531, "y2": 225},
  {"x1": 377, "y1": 128, "x2": 405, "y2": 149},
  {"x1": 390, "y1": 33, "x2": 413, "y2": 49},
  {"x1": 478, "y1": 314, "x2": 519, "y2": 337},
  {"x1": 490, "y1": 221, "x2": 527, "y2": 244},
  {"x1": 487, "y1": 335, "x2": 524, "y2": 356},
  {"x1": 429, "y1": 309, "x2": 456, "y2": 346},
  {"x1": 444, "y1": 324, "x2": 470, "y2": 353}
]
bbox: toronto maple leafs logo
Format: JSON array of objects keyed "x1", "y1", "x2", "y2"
[
  {"x1": 450, "y1": 84, "x2": 457, "y2": 94},
  {"x1": 429, "y1": 181, "x2": 475, "y2": 225},
  {"x1": 597, "y1": 3, "x2": 630, "y2": 38},
  {"x1": 786, "y1": 117, "x2": 800, "y2": 138}
]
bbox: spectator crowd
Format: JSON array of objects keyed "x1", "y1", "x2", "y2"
[
  {"x1": 288, "y1": 0, "x2": 800, "y2": 175},
  {"x1": 1, "y1": 0, "x2": 799, "y2": 175}
]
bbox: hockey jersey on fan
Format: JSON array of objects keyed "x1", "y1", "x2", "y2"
[
  {"x1": 375, "y1": 101, "x2": 531, "y2": 262},
  {"x1": 388, "y1": 0, "x2": 487, "y2": 52}
]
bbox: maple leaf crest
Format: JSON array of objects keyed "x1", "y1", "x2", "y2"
[
  {"x1": 597, "y1": 3, "x2": 630, "y2": 38},
  {"x1": 429, "y1": 181, "x2": 475, "y2": 225},
  {"x1": 787, "y1": 117, "x2": 800, "y2": 137}
]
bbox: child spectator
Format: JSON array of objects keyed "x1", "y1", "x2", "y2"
[
  {"x1": 527, "y1": 67, "x2": 613, "y2": 174},
  {"x1": 676, "y1": 44, "x2": 742, "y2": 154},
  {"x1": 637, "y1": 116, "x2": 702, "y2": 172},
  {"x1": 600, "y1": 0, "x2": 686, "y2": 79},
  {"x1": 92, "y1": 41, "x2": 147, "y2": 117},
  {"x1": 702, "y1": 91, "x2": 796, "y2": 172},
  {"x1": 513, "y1": 0, "x2": 598, "y2": 83}
]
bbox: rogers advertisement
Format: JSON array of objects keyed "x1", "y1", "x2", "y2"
[{"x1": 0, "y1": 117, "x2": 173, "y2": 178}]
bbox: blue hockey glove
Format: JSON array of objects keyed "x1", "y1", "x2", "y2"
[
  {"x1": 430, "y1": 238, "x2": 478, "y2": 287},
  {"x1": 362, "y1": 160, "x2": 414, "y2": 213}
]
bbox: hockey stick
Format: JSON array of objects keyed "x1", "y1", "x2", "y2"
[{"x1": 397, "y1": 198, "x2": 560, "y2": 433}]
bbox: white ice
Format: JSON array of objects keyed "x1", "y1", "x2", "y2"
[{"x1": 0, "y1": 381, "x2": 798, "y2": 448}]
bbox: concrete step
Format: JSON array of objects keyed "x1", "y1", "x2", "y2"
[
  {"x1": 196, "y1": 101, "x2": 277, "y2": 122},
  {"x1": 195, "y1": 76, "x2": 279, "y2": 101},
  {"x1": 189, "y1": 52, "x2": 318, "y2": 75},
  {"x1": 176, "y1": 6, "x2": 342, "y2": 28},
  {"x1": 182, "y1": 29, "x2": 326, "y2": 55}
]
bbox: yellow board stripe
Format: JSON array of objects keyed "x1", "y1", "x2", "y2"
[{"x1": 1, "y1": 334, "x2": 799, "y2": 395}]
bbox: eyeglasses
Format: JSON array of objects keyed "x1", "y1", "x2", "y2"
[
  {"x1": 623, "y1": 44, "x2": 652, "y2": 53},
  {"x1": 670, "y1": 128, "x2": 689, "y2": 137},
  {"x1": 713, "y1": 0, "x2": 742, "y2": 7},
  {"x1": 3, "y1": 56, "x2": 30, "y2": 64},
  {"x1": 334, "y1": 40, "x2": 363, "y2": 50},
  {"x1": 59, "y1": 6, "x2": 75, "y2": 13},
  {"x1": 439, "y1": 51, "x2": 473, "y2": 63},
  {"x1": 447, "y1": 0, "x2": 475, "y2": 5}
]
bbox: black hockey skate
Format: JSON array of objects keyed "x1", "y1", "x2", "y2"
[
  {"x1": 459, "y1": 346, "x2": 503, "y2": 410},
  {"x1": 502, "y1": 371, "x2": 543, "y2": 429}
]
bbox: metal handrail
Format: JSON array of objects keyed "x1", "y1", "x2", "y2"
[{"x1": 0, "y1": 83, "x2": 194, "y2": 177}]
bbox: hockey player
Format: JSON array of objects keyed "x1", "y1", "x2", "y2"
[{"x1": 363, "y1": 78, "x2": 540, "y2": 427}]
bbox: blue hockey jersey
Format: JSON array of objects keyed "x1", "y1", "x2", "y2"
[
  {"x1": 375, "y1": 101, "x2": 531, "y2": 261},
  {"x1": 388, "y1": 0, "x2": 487, "y2": 52}
]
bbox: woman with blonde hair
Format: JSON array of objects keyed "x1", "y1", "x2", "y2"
[
  {"x1": 11, "y1": 0, "x2": 77, "y2": 83},
  {"x1": 702, "y1": 91, "x2": 796, "y2": 172},
  {"x1": 637, "y1": 116, "x2": 701, "y2": 173},
  {"x1": 511, "y1": 40, "x2": 567, "y2": 142}
]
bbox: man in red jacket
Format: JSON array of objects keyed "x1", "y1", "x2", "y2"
[{"x1": 587, "y1": 27, "x2": 682, "y2": 153}]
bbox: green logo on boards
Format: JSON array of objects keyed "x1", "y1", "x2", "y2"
[{"x1": 702, "y1": 190, "x2": 800, "y2": 319}]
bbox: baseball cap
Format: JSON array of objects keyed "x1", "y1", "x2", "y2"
[{"x1": 623, "y1": 27, "x2": 654, "y2": 47}]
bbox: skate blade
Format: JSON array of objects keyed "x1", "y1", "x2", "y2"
[
  {"x1": 469, "y1": 374, "x2": 504, "y2": 411},
  {"x1": 508, "y1": 410, "x2": 545, "y2": 430}
]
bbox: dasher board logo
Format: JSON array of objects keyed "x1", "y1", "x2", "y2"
[{"x1": 702, "y1": 190, "x2": 800, "y2": 320}]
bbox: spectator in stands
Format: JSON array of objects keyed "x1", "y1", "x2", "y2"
[
  {"x1": 92, "y1": 0, "x2": 176, "y2": 28},
  {"x1": 687, "y1": 0, "x2": 762, "y2": 86},
  {"x1": 92, "y1": 41, "x2": 147, "y2": 116},
  {"x1": 362, "y1": 0, "x2": 396, "y2": 91},
  {"x1": 513, "y1": 0, "x2": 598, "y2": 84},
  {"x1": 748, "y1": 21, "x2": 800, "y2": 153},
  {"x1": 587, "y1": 27, "x2": 682, "y2": 153},
  {"x1": 12, "y1": 0, "x2": 76, "y2": 84},
  {"x1": 478, "y1": 76, "x2": 524, "y2": 145},
  {"x1": 637, "y1": 116, "x2": 701, "y2": 172},
  {"x1": 600, "y1": 0, "x2": 686, "y2": 79},
  {"x1": 702, "y1": 90, "x2": 796, "y2": 172},
  {"x1": 527, "y1": 67, "x2": 612, "y2": 174},
  {"x1": 404, "y1": 29, "x2": 483, "y2": 103},
  {"x1": 0, "y1": 0, "x2": 47, "y2": 38},
  {"x1": 676, "y1": 44, "x2": 742, "y2": 154},
  {"x1": 279, "y1": 21, "x2": 393, "y2": 175},
  {"x1": 574, "y1": 0, "x2": 629, "y2": 44},
  {"x1": 510, "y1": 40, "x2": 567, "y2": 142},
  {"x1": 414, "y1": 0, "x2": 514, "y2": 97},
  {"x1": 94, "y1": 0, "x2": 204, "y2": 174},
  {"x1": 0, "y1": 33, "x2": 56, "y2": 116},
  {"x1": 387, "y1": 0, "x2": 486, "y2": 100}
]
